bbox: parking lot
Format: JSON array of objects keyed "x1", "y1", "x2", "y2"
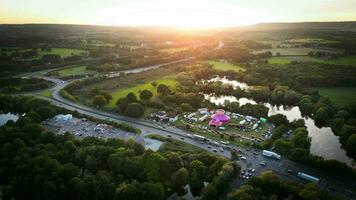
[{"x1": 42, "y1": 114, "x2": 163, "y2": 151}]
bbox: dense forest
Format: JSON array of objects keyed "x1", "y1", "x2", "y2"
[{"x1": 0, "y1": 95, "x2": 240, "y2": 200}]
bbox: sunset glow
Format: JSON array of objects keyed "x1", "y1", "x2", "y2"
[{"x1": 1, "y1": 0, "x2": 356, "y2": 28}]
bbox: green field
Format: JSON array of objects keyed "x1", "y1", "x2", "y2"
[
  {"x1": 39, "y1": 90, "x2": 53, "y2": 98},
  {"x1": 159, "y1": 47, "x2": 190, "y2": 53},
  {"x1": 254, "y1": 47, "x2": 340, "y2": 56},
  {"x1": 55, "y1": 66, "x2": 95, "y2": 77},
  {"x1": 1, "y1": 47, "x2": 88, "y2": 60},
  {"x1": 207, "y1": 60, "x2": 245, "y2": 72},
  {"x1": 311, "y1": 87, "x2": 356, "y2": 107},
  {"x1": 268, "y1": 56, "x2": 326, "y2": 64},
  {"x1": 329, "y1": 55, "x2": 356, "y2": 66},
  {"x1": 107, "y1": 79, "x2": 179, "y2": 108},
  {"x1": 285, "y1": 38, "x2": 339, "y2": 44}
]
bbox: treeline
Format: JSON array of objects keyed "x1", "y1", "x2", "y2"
[
  {"x1": 241, "y1": 63, "x2": 356, "y2": 88},
  {"x1": 0, "y1": 98, "x2": 240, "y2": 199},
  {"x1": 0, "y1": 77, "x2": 54, "y2": 93},
  {"x1": 227, "y1": 171, "x2": 344, "y2": 200}
]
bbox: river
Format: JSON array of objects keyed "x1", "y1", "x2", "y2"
[{"x1": 205, "y1": 77, "x2": 354, "y2": 167}]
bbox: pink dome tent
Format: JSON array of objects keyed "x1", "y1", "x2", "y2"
[{"x1": 209, "y1": 109, "x2": 230, "y2": 127}]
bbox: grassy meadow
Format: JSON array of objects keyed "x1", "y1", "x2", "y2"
[
  {"x1": 107, "y1": 79, "x2": 179, "y2": 108},
  {"x1": 1, "y1": 47, "x2": 88, "y2": 60},
  {"x1": 268, "y1": 56, "x2": 326, "y2": 64},
  {"x1": 55, "y1": 66, "x2": 95, "y2": 77},
  {"x1": 311, "y1": 87, "x2": 356, "y2": 107},
  {"x1": 207, "y1": 60, "x2": 245, "y2": 72},
  {"x1": 159, "y1": 47, "x2": 190, "y2": 53}
]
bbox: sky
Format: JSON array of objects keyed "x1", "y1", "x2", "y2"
[{"x1": 1, "y1": 0, "x2": 356, "y2": 28}]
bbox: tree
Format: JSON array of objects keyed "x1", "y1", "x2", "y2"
[
  {"x1": 139, "y1": 90, "x2": 153, "y2": 100},
  {"x1": 126, "y1": 103, "x2": 144, "y2": 117},
  {"x1": 172, "y1": 168, "x2": 189, "y2": 195},
  {"x1": 269, "y1": 114, "x2": 289, "y2": 127},
  {"x1": 347, "y1": 134, "x2": 356, "y2": 156},
  {"x1": 93, "y1": 95, "x2": 107, "y2": 107},
  {"x1": 157, "y1": 84, "x2": 170, "y2": 96},
  {"x1": 115, "y1": 183, "x2": 141, "y2": 200},
  {"x1": 181, "y1": 103, "x2": 195, "y2": 112},
  {"x1": 126, "y1": 92, "x2": 137, "y2": 102},
  {"x1": 189, "y1": 160, "x2": 207, "y2": 195},
  {"x1": 101, "y1": 92, "x2": 112, "y2": 102},
  {"x1": 292, "y1": 128, "x2": 311, "y2": 150},
  {"x1": 273, "y1": 139, "x2": 294, "y2": 155},
  {"x1": 315, "y1": 107, "x2": 329, "y2": 124}
]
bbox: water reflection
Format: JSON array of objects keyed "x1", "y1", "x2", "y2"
[
  {"x1": 204, "y1": 88, "x2": 354, "y2": 167},
  {"x1": 0, "y1": 113, "x2": 19, "y2": 126},
  {"x1": 208, "y1": 76, "x2": 250, "y2": 90}
]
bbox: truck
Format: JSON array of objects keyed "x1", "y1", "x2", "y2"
[
  {"x1": 297, "y1": 172, "x2": 320, "y2": 184},
  {"x1": 193, "y1": 134, "x2": 206, "y2": 141},
  {"x1": 262, "y1": 150, "x2": 281, "y2": 159}
]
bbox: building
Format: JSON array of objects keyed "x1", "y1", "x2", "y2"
[{"x1": 209, "y1": 109, "x2": 230, "y2": 127}]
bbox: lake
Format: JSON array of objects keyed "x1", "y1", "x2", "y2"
[
  {"x1": 0, "y1": 113, "x2": 19, "y2": 126},
  {"x1": 205, "y1": 77, "x2": 354, "y2": 167}
]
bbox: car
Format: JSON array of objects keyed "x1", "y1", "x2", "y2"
[
  {"x1": 260, "y1": 161, "x2": 267, "y2": 166},
  {"x1": 180, "y1": 137, "x2": 185, "y2": 140},
  {"x1": 328, "y1": 187, "x2": 337, "y2": 191},
  {"x1": 253, "y1": 152, "x2": 258, "y2": 155},
  {"x1": 287, "y1": 169, "x2": 293, "y2": 173},
  {"x1": 167, "y1": 134, "x2": 171, "y2": 137},
  {"x1": 240, "y1": 156, "x2": 247, "y2": 160},
  {"x1": 207, "y1": 146, "x2": 211, "y2": 148},
  {"x1": 219, "y1": 147, "x2": 224, "y2": 152},
  {"x1": 200, "y1": 141, "x2": 204, "y2": 144},
  {"x1": 212, "y1": 149, "x2": 218, "y2": 152},
  {"x1": 251, "y1": 169, "x2": 255, "y2": 173}
]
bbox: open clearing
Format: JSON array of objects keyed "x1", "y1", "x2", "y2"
[
  {"x1": 268, "y1": 56, "x2": 327, "y2": 64},
  {"x1": 55, "y1": 65, "x2": 95, "y2": 77},
  {"x1": 329, "y1": 55, "x2": 356, "y2": 66},
  {"x1": 159, "y1": 47, "x2": 190, "y2": 53},
  {"x1": 1, "y1": 47, "x2": 88, "y2": 59},
  {"x1": 207, "y1": 60, "x2": 245, "y2": 72},
  {"x1": 311, "y1": 87, "x2": 356, "y2": 107},
  {"x1": 107, "y1": 79, "x2": 179, "y2": 108},
  {"x1": 254, "y1": 47, "x2": 340, "y2": 56},
  {"x1": 268, "y1": 55, "x2": 356, "y2": 66},
  {"x1": 39, "y1": 90, "x2": 53, "y2": 98}
]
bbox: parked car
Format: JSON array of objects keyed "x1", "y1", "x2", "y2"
[
  {"x1": 260, "y1": 161, "x2": 267, "y2": 166},
  {"x1": 240, "y1": 156, "x2": 247, "y2": 160}
]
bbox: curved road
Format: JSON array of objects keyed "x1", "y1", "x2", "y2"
[{"x1": 27, "y1": 41, "x2": 355, "y2": 199}]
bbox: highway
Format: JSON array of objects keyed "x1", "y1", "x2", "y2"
[{"x1": 22, "y1": 41, "x2": 356, "y2": 200}]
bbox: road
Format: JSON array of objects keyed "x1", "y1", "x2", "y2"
[{"x1": 24, "y1": 41, "x2": 356, "y2": 200}]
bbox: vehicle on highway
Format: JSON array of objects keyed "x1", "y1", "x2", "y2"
[
  {"x1": 212, "y1": 149, "x2": 218, "y2": 152},
  {"x1": 219, "y1": 147, "x2": 224, "y2": 152},
  {"x1": 287, "y1": 169, "x2": 293, "y2": 173},
  {"x1": 207, "y1": 146, "x2": 211, "y2": 148},
  {"x1": 260, "y1": 161, "x2": 267, "y2": 166},
  {"x1": 262, "y1": 150, "x2": 281, "y2": 159},
  {"x1": 240, "y1": 156, "x2": 247, "y2": 160},
  {"x1": 180, "y1": 137, "x2": 185, "y2": 140},
  {"x1": 167, "y1": 134, "x2": 171, "y2": 137},
  {"x1": 297, "y1": 172, "x2": 319, "y2": 184}
]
